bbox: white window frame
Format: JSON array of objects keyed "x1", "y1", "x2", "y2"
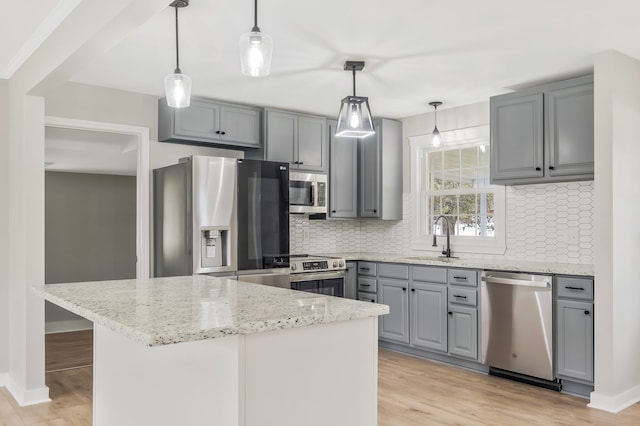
[{"x1": 410, "y1": 125, "x2": 506, "y2": 255}]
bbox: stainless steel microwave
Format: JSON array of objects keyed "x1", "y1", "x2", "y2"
[{"x1": 289, "y1": 172, "x2": 327, "y2": 214}]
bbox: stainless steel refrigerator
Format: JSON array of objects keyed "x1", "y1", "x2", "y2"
[{"x1": 153, "y1": 155, "x2": 289, "y2": 278}]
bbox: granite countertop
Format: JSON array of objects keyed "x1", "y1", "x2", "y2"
[
  {"x1": 34, "y1": 275, "x2": 388, "y2": 347},
  {"x1": 324, "y1": 252, "x2": 594, "y2": 276}
]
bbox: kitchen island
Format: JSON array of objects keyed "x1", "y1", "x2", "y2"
[{"x1": 35, "y1": 276, "x2": 388, "y2": 426}]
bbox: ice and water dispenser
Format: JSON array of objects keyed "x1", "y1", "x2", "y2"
[{"x1": 201, "y1": 227, "x2": 230, "y2": 268}]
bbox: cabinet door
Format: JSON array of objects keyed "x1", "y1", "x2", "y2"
[
  {"x1": 265, "y1": 110, "x2": 296, "y2": 164},
  {"x1": 359, "y1": 134, "x2": 380, "y2": 218},
  {"x1": 297, "y1": 115, "x2": 327, "y2": 172},
  {"x1": 218, "y1": 104, "x2": 261, "y2": 148},
  {"x1": 490, "y1": 93, "x2": 544, "y2": 183},
  {"x1": 173, "y1": 98, "x2": 219, "y2": 141},
  {"x1": 557, "y1": 300, "x2": 593, "y2": 382},
  {"x1": 379, "y1": 279, "x2": 410, "y2": 344},
  {"x1": 410, "y1": 282, "x2": 447, "y2": 352},
  {"x1": 343, "y1": 261, "x2": 358, "y2": 300},
  {"x1": 546, "y1": 80, "x2": 594, "y2": 177},
  {"x1": 448, "y1": 305, "x2": 478, "y2": 360},
  {"x1": 329, "y1": 120, "x2": 358, "y2": 218}
]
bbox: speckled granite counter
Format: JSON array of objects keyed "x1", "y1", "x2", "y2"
[
  {"x1": 35, "y1": 275, "x2": 388, "y2": 347},
  {"x1": 38, "y1": 275, "x2": 385, "y2": 425},
  {"x1": 323, "y1": 252, "x2": 594, "y2": 276}
]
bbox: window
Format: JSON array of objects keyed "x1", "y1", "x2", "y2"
[{"x1": 410, "y1": 125, "x2": 505, "y2": 255}]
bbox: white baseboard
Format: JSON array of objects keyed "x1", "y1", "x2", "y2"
[
  {"x1": 589, "y1": 384, "x2": 640, "y2": 413},
  {"x1": 45, "y1": 319, "x2": 93, "y2": 334},
  {"x1": 5, "y1": 378, "x2": 50, "y2": 406},
  {"x1": 0, "y1": 372, "x2": 8, "y2": 387}
]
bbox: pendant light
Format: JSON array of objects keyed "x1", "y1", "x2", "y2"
[
  {"x1": 335, "y1": 61, "x2": 375, "y2": 138},
  {"x1": 429, "y1": 101, "x2": 443, "y2": 147},
  {"x1": 164, "y1": 0, "x2": 192, "y2": 108},
  {"x1": 239, "y1": 0, "x2": 273, "y2": 77}
]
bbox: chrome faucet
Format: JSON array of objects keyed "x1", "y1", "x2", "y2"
[{"x1": 432, "y1": 215, "x2": 452, "y2": 258}]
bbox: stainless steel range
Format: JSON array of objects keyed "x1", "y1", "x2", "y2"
[{"x1": 289, "y1": 255, "x2": 347, "y2": 297}]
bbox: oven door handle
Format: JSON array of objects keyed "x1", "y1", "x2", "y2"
[{"x1": 289, "y1": 270, "x2": 346, "y2": 282}]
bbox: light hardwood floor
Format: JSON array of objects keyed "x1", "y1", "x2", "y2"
[{"x1": 2, "y1": 333, "x2": 640, "y2": 425}]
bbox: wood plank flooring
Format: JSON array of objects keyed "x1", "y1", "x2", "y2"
[
  {"x1": 45, "y1": 330, "x2": 93, "y2": 372},
  {"x1": 2, "y1": 333, "x2": 640, "y2": 425}
]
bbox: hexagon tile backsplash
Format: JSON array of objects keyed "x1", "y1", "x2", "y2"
[{"x1": 290, "y1": 181, "x2": 594, "y2": 265}]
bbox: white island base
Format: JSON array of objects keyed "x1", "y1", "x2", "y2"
[{"x1": 93, "y1": 317, "x2": 379, "y2": 426}]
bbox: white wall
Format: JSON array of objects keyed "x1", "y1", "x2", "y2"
[
  {"x1": 0, "y1": 79, "x2": 9, "y2": 379},
  {"x1": 4, "y1": 0, "x2": 171, "y2": 406},
  {"x1": 590, "y1": 50, "x2": 640, "y2": 413},
  {"x1": 293, "y1": 101, "x2": 595, "y2": 265}
]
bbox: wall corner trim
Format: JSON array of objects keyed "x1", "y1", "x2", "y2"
[{"x1": 589, "y1": 385, "x2": 640, "y2": 413}]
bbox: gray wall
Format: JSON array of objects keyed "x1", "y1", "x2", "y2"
[
  {"x1": 0, "y1": 79, "x2": 9, "y2": 372},
  {"x1": 45, "y1": 171, "x2": 136, "y2": 326}
]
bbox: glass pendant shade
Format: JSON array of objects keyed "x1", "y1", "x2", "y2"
[
  {"x1": 164, "y1": 71, "x2": 192, "y2": 108},
  {"x1": 239, "y1": 30, "x2": 273, "y2": 77},
  {"x1": 429, "y1": 101, "x2": 444, "y2": 147},
  {"x1": 431, "y1": 126, "x2": 442, "y2": 147},
  {"x1": 336, "y1": 96, "x2": 375, "y2": 138}
]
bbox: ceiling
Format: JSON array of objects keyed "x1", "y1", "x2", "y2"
[
  {"x1": 5, "y1": 0, "x2": 640, "y2": 120},
  {"x1": 68, "y1": 0, "x2": 640, "y2": 118}
]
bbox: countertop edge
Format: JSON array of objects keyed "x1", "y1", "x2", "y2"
[
  {"x1": 329, "y1": 252, "x2": 594, "y2": 276},
  {"x1": 33, "y1": 282, "x2": 389, "y2": 347}
]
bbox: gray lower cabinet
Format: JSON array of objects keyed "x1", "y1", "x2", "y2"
[
  {"x1": 490, "y1": 75, "x2": 594, "y2": 185},
  {"x1": 556, "y1": 276, "x2": 594, "y2": 384},
  {"x1": 247, "y1": 109, "x2": 327, "y2": 173},
  {"x1": 344, "y1": 261, "x2": 357, "y2": 300},
  {"x1": 158, "y1": 97, "x2": 261, "y2": 148},
  {"x1": 378, "y1": 278, "x2": 410, "y2": 344},
  {"x1": 374, "y1": 263, "x2": 480, "y2": 363},
  {"x1": 410, "y1": 282, "x2": 447, "y2": 352},
  {"x1": 447, "y1": 305, "x2": 478, "y2": 360},
  {"x1": 327, "y1": 118, "x2": 402, "y2": 220}
]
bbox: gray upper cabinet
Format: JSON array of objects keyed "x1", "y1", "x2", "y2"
[
  {"x1": 328, "y1": 118, "x2": 402, "y2": 220},
  {"x1": 546, "y1": 82, "x2": 594, "y2": 177},
  {"x1": 158, "y1": 97, "x2": 261, "y2": 149},
  {"x1": 247, "y1": 108, "x2": 327, "y2": 173},
  {"x1": 490, "y1": 75, "x2": 594, "y2": 185},
  {"x1": 359, "y1": 131, "x2": 381, "y2": 218},
  {"x1": 490, "y1": 93, "x2": 544, "y2": 181},
  {"x1": 328, "y1": 120, "x2": 358, "y2": 218}
]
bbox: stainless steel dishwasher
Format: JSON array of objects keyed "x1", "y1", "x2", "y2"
[{"x1": 481, "y1": 271, "x2": 554, "y2": 382}]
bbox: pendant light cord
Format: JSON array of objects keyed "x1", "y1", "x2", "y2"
[
  {"x1": 174, "y1": 5, "x2": 181, "y2": 73},
  {"x1": 434, "y1": 104, "x2": 437, "y2": 126},
  {"x1": 352, "y1": 66, "x2": 357, "y2": 96},
  {"x1": 252, "y1": 0, "x2": 260, "y2": 32}
]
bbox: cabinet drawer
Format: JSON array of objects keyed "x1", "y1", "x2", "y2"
[
  {"x1": 448, "y1": 269, "x2": 477, "y2": 287},
  {"x1": 357, "y1": 261, "x2": 377, "y2": 276},
  {"x1": 358, "y1": 292, "x2": 378, "y2": 303},
  {"x1": 412, "y1": 266, "x2": 447, "y2": 283},
  {"x1": 378, "y1": 263, "x2": 409, "y2": 280},
  {"x1": 358, "y1": 277, "x2": 377, "y2": 293},
  {"x1": 557, "y1": 277, "x2": 594, "y2": 301},
  {"x1": 448, "y1": 287, "x2": 477, "y2": 307}
]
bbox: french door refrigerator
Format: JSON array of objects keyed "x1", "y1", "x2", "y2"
[{"x1": 153, "y1": 155, "x2": 289, "y2": 278}]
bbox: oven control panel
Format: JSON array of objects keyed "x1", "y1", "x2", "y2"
[
  {"x1": 290, "y1": 256, "x2": 346, "y2": 273},
  {"x1": 303, "y1": 261, "x2": 328, "y2": 271}
]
